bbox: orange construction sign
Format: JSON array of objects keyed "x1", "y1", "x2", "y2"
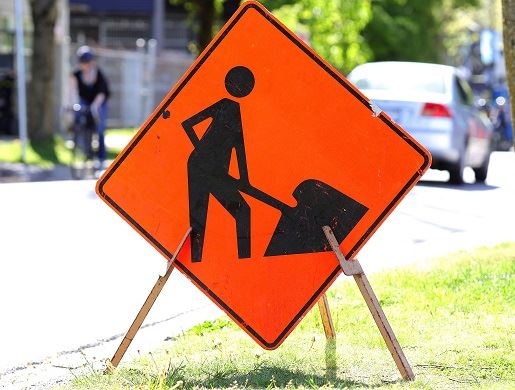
[{"x1": 97, "y1": 1, "x2": 431, "y2": 349}]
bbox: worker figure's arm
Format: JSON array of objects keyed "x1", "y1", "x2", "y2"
[
  {"x1": 234, "y1": 129, "x2": 249, "y2": 185},
  {"x1": 181, "y1": 102, "x2": 219, "y2": 148}
]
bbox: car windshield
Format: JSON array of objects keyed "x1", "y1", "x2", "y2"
[{"x1": 349, "y1": 64, "x2": 448, "y2": 94}]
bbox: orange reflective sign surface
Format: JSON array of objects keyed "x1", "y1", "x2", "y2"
[{"x1": 97, "y1": 1, "x2": 431, "y2": 349}]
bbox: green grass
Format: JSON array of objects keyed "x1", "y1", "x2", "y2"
[
  {"x1": 105, "y1": 128, "x2": 138, "y2": 138},
  {"x1": 0, "y1": 136, "x2": 72, "y2": 167},
  {"x1": 0, "y1": 129, "x2": 136, "y2": 167},
  {"x1": 65, "y1": 243, "x2": 515, "y2": 389}
]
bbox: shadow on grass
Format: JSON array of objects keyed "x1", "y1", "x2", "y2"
[
  {"x1": 115, "y1": 363, "x2": 403, "y2": 389},
  {"x1": 178, "y1": 365, "x2": 372, "y2": 389},
  {"x1": 152, "y1": 340, "x2": 397, "y2": 388},
  {"x1": 325, "y1": 338, "x2": 337, "y2": 381}
]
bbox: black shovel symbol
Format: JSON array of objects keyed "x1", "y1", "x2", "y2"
[{"x1": 231, "y1": 178, "x2": 368, "y2": 256}]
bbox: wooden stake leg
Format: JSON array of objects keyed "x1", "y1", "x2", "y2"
[
  {"x1": 106, "y1": 267, "x2": 174, "y2": 371},
  {"x1": 352, "y1": 272, "x2": 414, "y2": 380},
  {"x1": 105, "y1": 228, "x2": 191, "y2": 373},
  {"x1": 322, "y1": 226, "x2": 415, "y2": 381},
  {"x1": 318, "y1": 293, "x2": 336, "y2": 339}
]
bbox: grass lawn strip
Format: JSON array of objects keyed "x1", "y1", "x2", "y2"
[
  {"x1": 64, "y1": 243, "x2": 515, "y2": 389},
  {"x1": 0, "y1": 129, "x2": 137, "y2": 167},
  {"x1": 0, "y1": 137, "x2": 71, "y2": 167}
]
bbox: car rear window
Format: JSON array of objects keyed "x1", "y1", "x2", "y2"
[{"x1": 349, "y1": 65, "x2": 448, "y2": 94}]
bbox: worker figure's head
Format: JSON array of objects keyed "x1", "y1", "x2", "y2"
[{"x1": 225, "y1": 66, "x2": 255, "y2": 98}]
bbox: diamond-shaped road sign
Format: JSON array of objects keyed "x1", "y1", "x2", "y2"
[{"x1": 97, "y1": 1, "x2": 431, "y2": 349}]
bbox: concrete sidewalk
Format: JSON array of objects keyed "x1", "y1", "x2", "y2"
[{"x1": 0, "y1": 162, "x2": 73, "y2": 183}]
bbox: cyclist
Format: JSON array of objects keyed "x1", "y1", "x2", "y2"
[{"x1": 70, "y1": 45, "x2": 110, "y2": 168}]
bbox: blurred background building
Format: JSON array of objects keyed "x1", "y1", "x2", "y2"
[{"x1": 68, "y1": 0, "x2": 192, "y2": 51}]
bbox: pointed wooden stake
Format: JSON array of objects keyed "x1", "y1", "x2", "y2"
[
  {"x1": 322, "y1": 226, "x2": 415, "y2": 381},
  {"x1": 318, "y1": 293, "x2": 336, "y2": 340},
  {"x1": 105, "y1": 227, "x2": 192, "y2": 373}
]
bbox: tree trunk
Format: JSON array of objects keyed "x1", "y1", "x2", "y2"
[
  {"x1": 195, "y1": 0, "x2": 215, "y2": 53},
  {"x1": 222, "y1": 0, "x2": 240, "y2": 22},
  {"x1": 28, "y1": 0, "x2": 57, "y2": 139},
  {"x1": 501, "y1": 0, "x2": 515, "y2": 146}
]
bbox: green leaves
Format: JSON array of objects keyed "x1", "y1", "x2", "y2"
[
  {"x1": 261, "y1": 0, "x2": 480, "y2": 71},
  {"x1": 363, "y1": 0, "x2": 479, "y2": 64},
  {"x1": 262, "y1": 0, "x2": 372, "y2": 73},
  {"x1": 174, "y1": 0, "x2": 483, "y2": 73}
]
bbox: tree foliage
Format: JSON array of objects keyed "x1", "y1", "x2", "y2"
[
  {"x1": 441, "y1": 0, "x2": 503, "y2": 65},
  {"x1": 176, "y1": 0, "x2": 486, "y2": 73},
  {"x1": 261, "y1": 0, "x2": 372, "y2": 73},
  {"x1": 173, "y1": 0, "x2": 371, "y2": 73},
  {"x1": 363, "y1": 0, "x2": 479, "y2": 64}
]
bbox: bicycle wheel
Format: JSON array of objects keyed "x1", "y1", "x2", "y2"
[{"x1": 70, "y1": 123, "x2": 94, "y2": 179}]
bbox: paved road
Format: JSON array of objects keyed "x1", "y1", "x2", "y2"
[
  {"x1": 0, "y1": 151, "x2": 513, "y2": 388},
  {"x1": 360, "y1": 151, "x2": 515, "y2": 271}
]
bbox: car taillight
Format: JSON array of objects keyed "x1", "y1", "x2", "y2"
[{"x1": 421, "y1": 103, "x2": 452, "y2": 118}]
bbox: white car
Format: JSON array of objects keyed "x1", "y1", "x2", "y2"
[{"x1": 348, "y1": 62, "x2": 493, "y2": 184}]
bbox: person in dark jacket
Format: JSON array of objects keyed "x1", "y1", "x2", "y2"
[{"x1": 71, "y1": 46, "x2": 110, "y2": 167}]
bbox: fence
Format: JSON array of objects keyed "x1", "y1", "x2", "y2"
[
  {"x1": 68, "y1": 45, "x2": 194, "y2": 129},
  {"x1": 4, "y1": 40, "x2": 194, "y2": 133}
]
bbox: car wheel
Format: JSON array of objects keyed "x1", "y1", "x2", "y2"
[
  {"x1": 448, "y1": 157, "x2": 465, "y2": 184},
  {"x1": 473, "y1": 153, "x2": 491, "y2": 183}
]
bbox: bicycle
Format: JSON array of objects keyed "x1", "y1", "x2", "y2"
[{"x1": 68, "y1": 104, "x2": 98, "y2": 179}]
